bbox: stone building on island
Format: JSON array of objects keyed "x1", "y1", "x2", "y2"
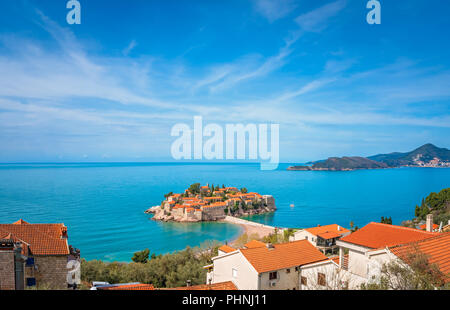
[{"x1": 146, "y1": 184, "x2": 276, "y2": 222}]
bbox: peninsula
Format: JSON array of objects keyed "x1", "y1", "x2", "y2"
[
  {"x1": 145, "y1": 183, "x2": 276, "y2": 222},
  {"x1": 288, "y1": 143, "x2": 450, "y2": 171}
]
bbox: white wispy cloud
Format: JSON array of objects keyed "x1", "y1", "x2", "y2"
[
  {"x1": 295, "y1": 0, "x2": 347, "y2": 32},
  {"x1": 252, "y1": 0, "x2": 298, "y2": 22},
  {"x1": 123, "y1": 40, "x2": 137, "y2": 56},
  {"x1": 0, "y1": 6, "x2": 449, "y2": 161}
]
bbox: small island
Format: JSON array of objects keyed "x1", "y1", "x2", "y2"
[
  {"x1": 145, "y1": 183, "x2": 276, "y2": 222},
  {"x1": 288, "y1": 156, "x2": 387, "y2": 171}
]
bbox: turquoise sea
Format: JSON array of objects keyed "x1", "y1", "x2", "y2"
[{"x1": 0, "y1": 162, "x2": 448, "y2": 262}]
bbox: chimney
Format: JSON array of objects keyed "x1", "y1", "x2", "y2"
[
  {"x1": 61, "y1": 227, "x2": 68, "y2": 239},
  {"x1": 14, "y1": 243, "x2": 25, "y2": 290},
  {"x1": 186, "y1": 280, "x2": 192, "y2": 287},
  {"x1": 337, "y1": 225, "x2": 341, "y2": 231},
  {"x1": 266, "y1": 243, "x2": 274, "y2": 250},
  {"x1": 426, "y1": 214, "x2": 433, "y2": 232}
]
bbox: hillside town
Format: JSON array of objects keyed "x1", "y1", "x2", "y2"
[
  {"x1": 145, "y1": 184, "x2": 276, "y2": 222},
  {"x1": 1, "y1": 214, "x2": 449, "y2": 290},
  {"x1": 205, "y1": 215, "x2": 449, "y2": 290}
]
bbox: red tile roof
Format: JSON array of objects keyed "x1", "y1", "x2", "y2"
[
  {"x1": 218, "y1": 245, "x2": 236, "y2": 253},
  {"x1": 389, "y1": 232, "x2": 450, "y2": 282},
  {"x1": 339, "y1": 222, "x2": 437, "y2": 249},
  {"x1": 170, "y1": 281, "x2": 237, "y2": 290},
  {"x1": 244, "y1": 240, "x2": 266, "y2": 249},
  {"x1": 13, "y1": 219, "x2": 30, "y2": 225},
  {"x1": 304, "y1": 224, "x2": 350, "y2": 236},
  {"x1": 98, "y1": 283, "x2": 155, "y2": 290},
  {"x1": 331, "y1": 254, "x2": 349, "y2": 269},
  {"x1": 419, "y1": 223, "x2": 439, "y2": 231},
  {"x1": 240, "y1": 240, "x2": 328, "y2": 273},
  {"x1": 318, "y1": 231, "x2": 341, "y2": 240},
  {"x1": 0, "y1": 220, "x2": 69, "y2": 256}
]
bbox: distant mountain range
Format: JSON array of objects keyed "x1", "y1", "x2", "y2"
[{"x1": 288, "y1": 144, "x2": 450, "y2": 171}]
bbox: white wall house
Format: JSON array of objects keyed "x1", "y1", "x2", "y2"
[
  {"x1": 291, "y1": 224, "x2": 350, "y2": 254},
  {"x1": 334, "y1": 222, "x2": 438, "y2": 289},
  {"x1": 207, "y1": 240, "x2": 329, "y2": 290}
]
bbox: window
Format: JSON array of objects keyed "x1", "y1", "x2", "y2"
[
  {"x1": 301, "y1": 276, "x2": 307, "y2": 286},
  {"x1": 318, "y1": 273, "x2": 326, "y2": 287},
  {"x1": 295, "y1": 266, "x2": 299, "y2": 272},
  {"x1": 286, "y1": 268, "x2": 290, "y2": 273},
  {"x1": 26, "y1": 278, "x2": 36, "y2": 287},
  {"x1": 232, "y1": 268, "x2": 237, "y2": 278},
  {"x1": 269, "y1": 271, "x2": 278, "y2": 280},
  {"x1": 305, "y1": 236, "x2": 308, "y2": 240},
  {"x1": 25, "y1": 257, "x2": 35, "y2": 266}
]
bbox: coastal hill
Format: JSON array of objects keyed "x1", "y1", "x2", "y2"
[
  {"x1": 145, "y1": 183, "x2": 276, "y2": 222},
  {"x1": 288, "y1": 144, "x2": 450, "y2": 171},
  {"x1": 368, "y1": 143, "x2": 450, "y2": 167},
  {"x1": 289, "y1": 156, "x2": 388, "y2": 171}
]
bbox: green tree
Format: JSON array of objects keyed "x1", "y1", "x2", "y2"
[
  {"x1": 240, "y1": 187, "x2": 248, "y2": 194},
  {"x1": 164, "y1": 192, "x2": 173, "y2": 199},
  {"x1": 381, "y1": 217, "x2": 392, "y2": 225},
  {"x1": 132, "y1": 249, "x2": 150, "y2": 263},
  {"x1": 283, "y1": 229, "x2": 295, "y2": 242},
  {"x1": 81, "y1": 243, "x2": 220, "y2": 288},
  {"x1": 414, "y1": 188, "x2": 450, "y2": 224},
  {"x1": 188, "y1": 183, "x2": 201, "y2": 194}
]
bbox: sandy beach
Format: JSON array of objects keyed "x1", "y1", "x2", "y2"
[{"x1": 221, "y1": 216, "x2": 278, "y2": 245}]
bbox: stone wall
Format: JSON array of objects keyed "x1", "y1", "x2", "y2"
[
  {"x1": 202, "y1": 206, "x2": 226, "y2": 221},
  {"x1": 263, "y1": 195, "x2": 276, "y2": 210},
  {"x1": 33, "y1": 256, "x2": 68, "y2": 289},
  {"x1": 0, "y1": 251, "x2": 15, "y2": 290}
]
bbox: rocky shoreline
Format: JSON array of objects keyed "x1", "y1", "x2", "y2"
[{"x1": 145, "y1": 205, "x2": 276, "y2": 223}]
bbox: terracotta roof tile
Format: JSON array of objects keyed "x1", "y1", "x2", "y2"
[
  {"x1": 169, "y1": 281, "x2": 237, "y2": 290},
  {"x1": 98, "y1": 283, "x2": 155, "y2": 290},
  {"x1": 389, "y1": 232, "x2": 450, "y2": 282},
  {"x1": 13, "y1": 219, "x2": 30, "y2": 225},
  {"x1": 244, "y1": 240, "x2": 266, "y2": 249},
  {"x1": 304, "y1": 224, "x2": 349, "y2": 236},
  {"x1": 0, "y1": 220, "x2": 69, "y2": 256},
  {"x1": 331, "y1": 254, "x2": 349, "y2": 269},
  {"x1": 317, "y1": 231, "x2": 341, "y2": 239},
  {"x1": 339, "y1": 222, "x2": 437, "y2": 249},
  {"x1": 218, "y1": 245, "x2": 236, "y2": 253},
  {"x1": 240, "y1": 240, "x2": 328, "y2": 273},
  {"x1": 419, "y1": 223, "x2": 439, "y2": 231}
]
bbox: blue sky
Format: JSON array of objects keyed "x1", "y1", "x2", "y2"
[{"x1": 0, "y1": 0, "x2": 449, "y2": 162}]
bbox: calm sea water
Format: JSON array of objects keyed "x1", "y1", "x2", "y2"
[{"x1": 0, "y1": 163, "x2": 448, "y2": 262}]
